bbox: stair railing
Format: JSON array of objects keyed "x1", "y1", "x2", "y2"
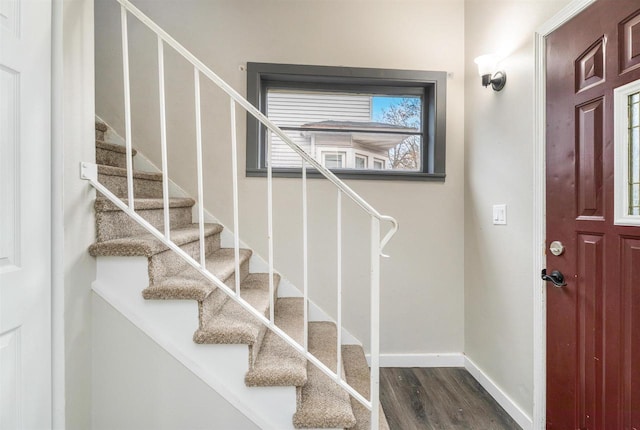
[{"x1": 82, "y1": 1, "x2": 398, "y2": 427}]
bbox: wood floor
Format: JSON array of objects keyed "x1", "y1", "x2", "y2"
[{"x1": 380, "y1": 367, "x2": 521, "y2": 430}]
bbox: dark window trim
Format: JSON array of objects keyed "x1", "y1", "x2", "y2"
[{"x1": 246, "y1": 62, "x2": 447, "y2": 181}]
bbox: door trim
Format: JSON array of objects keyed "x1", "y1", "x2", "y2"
[
  {"x1": 533, "y1": 1, "x2": 596, "y2": 429},
  {"x1": 51, "y1": 0, "x2": 64, "y2": 427}
]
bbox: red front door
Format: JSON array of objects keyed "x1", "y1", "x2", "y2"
[{"x1": 546, "y1": 1, "x2": 640, "y2": 428}]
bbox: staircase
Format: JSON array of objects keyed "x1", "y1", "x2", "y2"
[{"x1": 89, "y1": 121, "x2": 390, "y2": 429}]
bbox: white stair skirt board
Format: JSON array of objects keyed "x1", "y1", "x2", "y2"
[
  {"x1": 93, "y1": 256, "x2": 297, "y2": 430},
  {"x1": 92, "y1": 294, "x2": 260, "y2": 430},
  {"x1": 95, "y1": 117, "x2": 362, "y2": 347},
  {"x1": 464, "y1": 356, "x2": 533, "y2": 430},
  {"x1": 366, "y1": 353, "x2": 465, "y2": 368}
]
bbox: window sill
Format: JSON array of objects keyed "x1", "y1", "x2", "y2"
[{"x1": 246, "y1": 168, "x2": 446, "y2": 182}]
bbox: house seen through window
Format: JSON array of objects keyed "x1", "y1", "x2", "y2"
[{"x1": 267, "y1": 90, "x2": 422, "y2": 172}]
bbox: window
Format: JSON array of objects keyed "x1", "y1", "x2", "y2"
[
  {"x1": 246, "y1": 63, "x2": 447, "y2": 181},
  {"x1": 614, "y1": 80, "x2": 640, "y2": 225},
  {"x1": 355, "y1": 154, "x2": 367, "y2": 169},
  {"x1": 323, "y1": 152, "x2": 346, "y2": 169}
]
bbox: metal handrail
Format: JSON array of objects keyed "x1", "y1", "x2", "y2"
[{"x1": 86, "y1": 2, "x2": 400, "y2": 428}]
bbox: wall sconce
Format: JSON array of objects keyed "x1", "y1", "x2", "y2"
[{"x1": 474, "y1": 54, "x2": 507, "y2": 91}]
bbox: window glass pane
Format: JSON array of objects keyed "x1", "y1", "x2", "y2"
[
  {"x1": 629, "y1": 92, "x2": 640, "y2": 215},
  {"x1": 266, "y1": 89, "x2": 422, "y2": 171},
  {"x1": 323, "y1": 153, "x2": 344, "y2": 169}
]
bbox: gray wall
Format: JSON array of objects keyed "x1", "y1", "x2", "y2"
[
  {"x1": 95, "y1": 0, "x2": 466, "y2": 356},
  {"x1": 463, "y1": 0, "x2": 571, "y2": 418}
]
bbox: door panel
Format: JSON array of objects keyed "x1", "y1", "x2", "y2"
[
  {"x1": 621, "y1": 238, "x2": 640, "y2": 429},
  {"x1": 0, "y1": 0, "x2": 52, "y2": 428},
  {"x1": 546, "y1": 1, "x2": 640, "y2": 429},
  {"x1": 576, "y1": 98, "x2": 604, "y2": 219}
]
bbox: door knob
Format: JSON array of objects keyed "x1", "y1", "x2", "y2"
[{"x1": 541, "y1": 269, "x2": 567, "y2": 287}]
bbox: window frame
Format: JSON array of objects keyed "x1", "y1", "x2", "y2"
[
  {"x1": 322, "y1": 151, "x2": 346, "y2": 169},
  {"x1": 614, "y1": 79, "x2": 640, "y2": 226},
  {"x1": 246, "y1": 62, "x2": 447, "y2": 181}
]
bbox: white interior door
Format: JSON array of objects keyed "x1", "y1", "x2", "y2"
[{"x1": 0, "y1": 0, "x2": 52, "y2": 428}]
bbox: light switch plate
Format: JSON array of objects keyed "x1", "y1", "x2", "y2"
[{"x1": 493, "y1": 204, "x2": 507, "y2": 225}]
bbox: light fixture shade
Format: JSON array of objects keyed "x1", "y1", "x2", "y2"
[{"x1": 474, "y1": 54, "x2": 500, "y2": 77}]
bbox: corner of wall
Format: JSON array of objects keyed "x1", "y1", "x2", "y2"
[{"x1": 58, "y1": 0, "x2": 96, "y2": 428}]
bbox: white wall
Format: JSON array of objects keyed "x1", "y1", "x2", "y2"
[
  {"x1": 92, "y1": 295, "x2": 259, "y2": 430},
  {"x1": 95, "y1": 0, "x2": 466, "y2": 356},
  {"x1": 463, "y1": 0, "x2": 570, "y2": 419},
  {"x1": 54, "y1": 0, "x2": 96, "y2": 428}
]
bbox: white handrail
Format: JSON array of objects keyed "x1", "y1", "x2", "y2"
[
  {"x1": 115, "y1": 0, "x2": 398, "y2": 253},
  {"x1": 92, "y1": 3, "x2": 402, "y2": 428}
]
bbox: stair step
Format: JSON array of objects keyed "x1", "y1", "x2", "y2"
[
  {"x1": 193, "y1": 272, "x2": 279, "y2": 346},
  {"x1": 89, "y1": 223, "x2": 223, "y2": 284},
  {"x1": 342, "y1": 345, "x2": 390, "y2": 430},
  {"x1": 95, "y1": 121, "x2": 107, "y2": 141},
  {"x1": 143, "y1": 247, "x2": 252, "y2": 301},
  {"x1": 97, "y1": 165, "x2": 164, "y2": 198},
  {"x1": 245, "y1": 297, "x2": 307, "y2": 388},
  {"x1": 95, "y1": 197, "x2": 195, "y2": 242},
  {"x1": 293, "y1": 322, "x2": 356, "y2": 429},
  {"x1": 96, "y1": 140, "x2": 137, "y2": 169},
  {"x1": 95, "y1": 121, "x2": 107, "y2": 132}
]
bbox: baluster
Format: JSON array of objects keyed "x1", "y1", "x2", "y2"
[
  {"x1": 230, "y1": 99, "x2": 241, "y2": 295},
  {"x1": 370, "y1": 216, "x2": 381, "y2": 430},
  {"x1": 194, "y1": 68, "x2": 206, "y2": 268},
  {"x1": 157, "y1": 36, "x2": 170, "y2": 240},
  {"x1": 267, "y1": 130, "x2": 274, "y2": 323},
  {"x1": 336, "y1": 190, "x2": 342, "y2": 379},
  {"x1": 120, "y1": 5, "x2": 134, "y2": 210},
  {"x1": 302, "y1": 160, "x2": 308, "y2": 351}
]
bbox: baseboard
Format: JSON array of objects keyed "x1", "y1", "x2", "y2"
[
  {"x1": 366, "y1": 353, "x2": 465, "y2": 368},
  {"x1": 464, "y1": 356, "x2": 532, "y2": 430}
]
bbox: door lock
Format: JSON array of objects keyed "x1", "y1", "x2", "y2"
[
  {"x1": 541, "y1": 269, "x2": 567, "y2": 287},
  {"x1": 549, "y1": 241, "x2": 564, "y2": 256}
]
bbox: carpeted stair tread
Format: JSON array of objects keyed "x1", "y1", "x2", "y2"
[
  {"x1": 95, "y1": 197, "x2": 195, "y2": 212},
  {"x1": 245, "y1": 297, "x2": 307, "y2": 387},
  {"x1": 293, "y1": 322, "x2": 357, "y2": 429},
  {"x1": 342, "y1": 345, "x2": 390, "y2": 430},
  {"x1": 193, "y1": 272, "x2": 277, "y2": 345},
  {"x1": 143, "y1": 248, "x2": 253, "y2": 300},
  {"x1": 97, "y1": 164, "x2": 163, "y2": 181},
  {"x1": 95, "y1": 121, "x2": 108, "y2": 132},
  {"x1": 96, "y1": 140, "x2": 137, "y2": 156},
  {"x1": 89, "y1": 223, "x2": 223, "y2": 257}
]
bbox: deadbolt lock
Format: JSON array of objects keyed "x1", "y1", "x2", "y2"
[{"x1": 549, "y1": 241, "x2": 565, "y2": 256}]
